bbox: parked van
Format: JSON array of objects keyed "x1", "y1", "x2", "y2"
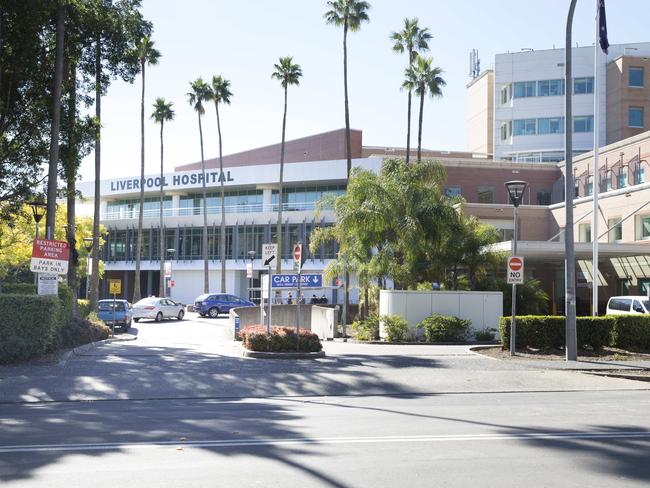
[{"x1": 606, "y1": 296, "x2": 650, "y2": 315}]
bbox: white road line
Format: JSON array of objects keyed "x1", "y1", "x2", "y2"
[{"x1": 1, "y1": 431, "x2": 649, "y2": 454}]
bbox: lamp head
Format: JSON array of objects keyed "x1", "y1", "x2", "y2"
[
  {"x1": 505, "y1": 180, "x2": 528, "y2": 207},
  {"x1": 83, "y1": 237, "x2": 94, "y2": 252},
  {"x1": 29, "y1": 201, "x2": 47, "y2": 223}
]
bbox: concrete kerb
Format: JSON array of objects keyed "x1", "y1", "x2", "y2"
[
  {"x1": 57, "y1": 333, "x2": 137, "y2": 366},
  {"x1": 241, "y1": 349, "x2": 326, "y2": 360}
]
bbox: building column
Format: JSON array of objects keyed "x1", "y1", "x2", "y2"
[
  {"x1": 123, "y1": 270, "x2": 129, "y2": 301},
  {"x1": 146, "y1": 270, "x2": 152, "y2": 297},
  {"x1": 171, "y1": 194, "x2": 181, "y2": 216},
  {"x1": 262, "y1": 188, "x2": 273, "y2": 212}
]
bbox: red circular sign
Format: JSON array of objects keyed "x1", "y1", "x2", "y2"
[
  {"x1": 509, "y1": 257, "x2": 523, "y2": 271},
  {"x1": 294, "y1": 245, "x2": 301, "y2": 261}
]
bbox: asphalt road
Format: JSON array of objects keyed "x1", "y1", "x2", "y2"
[{"x1": 1, "y1": 314, "x2": 649, "y2": 487}]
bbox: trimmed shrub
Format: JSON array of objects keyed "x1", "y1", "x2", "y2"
[
  {"x1": 474, "y1": 328, "x2": 496, "y2": 342},
  {"x1": 352, "y1": 314, "x2": 380, "y2": 341},
  {"x1": 240, "y1": 326, "x2": 322, "y2": 353},
  {"x1": 381, "y1": 315, "x2": 409, "y2": 342},
  {"x1": 612, "y1": 315, "x2": 650, "y2": 351},
  {"x1": 499, "y1": 315, "x2": 615, "y2": 350},
  {"x1": 1, "y1": 283, "x2": 37, "y2": 295},
  {"x1": 419, "y1": 314, "x2": 470, "y2": 342},
  {"x1": 59, "y1": 316, "x2": 110, "y2": 347},
  {"x1": 0, "y1": 294, "x2": 62, "y2": 363}
]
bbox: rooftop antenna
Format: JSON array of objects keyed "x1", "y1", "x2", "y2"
[{"x1": 468, "y1": 49, "x2": 480, "y2": 79}]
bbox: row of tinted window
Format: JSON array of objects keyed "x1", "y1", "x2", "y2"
[
  {"x1": 510, "y1": 77, "x2": 593, "y2": 99},
  {"x1": 511, "y1": 116, "x2": 593, "y2": 136},
  {"x1": 443, "y1": 186, "x2": 551, "y2": 205},
  {"x1": 106, "y1": 197, "x2": 173, "y2": 216}
]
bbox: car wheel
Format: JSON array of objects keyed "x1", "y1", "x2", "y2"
[
  {"x1": 155, "y1": 312, "x2": 163, "y2": 322},
  {"x1": 177, "y1": 310, "x2": 185, "y2": 321},
  {"x1": 134, "y1": 318, "x2": 140, "y2": 323},
  {"x1": 208, "y1": 307, "x2": 219, "y2": 318}
]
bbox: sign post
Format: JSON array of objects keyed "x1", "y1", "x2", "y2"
[
  {"x1": 109, "y1": 279, "x2": 121, "y2": 338},
  {"x1": 262, "y1": 243, "x2": 277, "y2": 333},
  {"x1": 293, "y1": 243, "x2": 303, "y2": 351},
  {"x1": 507, "y1": 255, "x2": 524, "y2": 354}
]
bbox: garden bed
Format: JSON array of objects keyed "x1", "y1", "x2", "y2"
[
  {"x1": 238, "y1": 325, "x2": 323, "y2": 357},
  {"x1": 474, "y1": 345, "x2": 650, "y2": 362}
]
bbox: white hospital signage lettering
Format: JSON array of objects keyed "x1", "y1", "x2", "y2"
[{"x1": 109, "y1": 170, "x2": 234, "y2": 193}]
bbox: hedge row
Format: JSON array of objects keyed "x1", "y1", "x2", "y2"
[
  {"x1": 1, "y1": 283, "x2": 37, "y2": 295},
  {"x1": 0, "y1": 294, "x2": 63, "y2": 363},
  {"x1": 499, "y1": 315, "x2": 650, "y2": 351}
]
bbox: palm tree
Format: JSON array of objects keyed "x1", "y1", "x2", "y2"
[
  {"x1": 210, "y1": 75, "x2": 233, "y2": 294},
  {"x1": 324, "y1": 0, "x2": 370, "y2": 329},
  {"x1": 187, "y1": 78, "x2": 212, "y2": 293},
  {"x1": 271, "y1": 57, "x2": 303, "y2": 277},
  {"x1": 402, "y1": 55, "x2": 445, "y2": 162},
  {"x1": 324, "y1": 0, "x2": 370, "y2": 179},
  {"x1": 132, "y1": 36, "x2": 160, "y2": 303},
  {"x1": 390, "y1": 18, "x2": 432, "y2": 164},
  {"x1": 151, "y1": 98, "x2": 174, "y2": 298}
]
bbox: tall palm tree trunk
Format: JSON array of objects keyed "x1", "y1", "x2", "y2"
[
  {"x1": 198, "y1": 112, "x2": 209, "y2": 293},
  {"x1": 46, "y1": 4, "x2": 65, "y2": 239},
  {"x1": 90, "y1": 32, "x2": 101, "y2": 311},
  {"x1": 158, "y1": 119, "x2": 165, "y2": 297},
  {"x1": 216, "y1": 103, "x2": 226, "y2": 293},
  {"x1": 417, "y1": 87, "x2": 424, "y2": 163},
  {"x1": 342, "y1": 21, "x2": 351, "y2": 329},
  {"x1": 276, "y1": 85, "x2": 288, "y2": 277},
  {"x1": 133, "y1": 60, "x2": 145, "y2": 303},
  {"x1": 406, "y1": 90, "x2": 412, "y2": 164}
]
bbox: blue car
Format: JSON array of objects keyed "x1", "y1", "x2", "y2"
[
  {"x1": 194, "y1": 294, "x2": 254, "y2": 318},
  {"x1": 97, "y1": 299, "x2": 133, "y2": 331}
]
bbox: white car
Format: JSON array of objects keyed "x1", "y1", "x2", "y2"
[
  {"x1": 606, "y1": 296, "x2": 650, "y2": 315},
  {"x1": 132, "y1": 297, "x2": 185, "y2": 322}
]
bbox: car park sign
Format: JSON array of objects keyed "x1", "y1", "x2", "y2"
[
  {"x1": 30, "y1": 239, "x2": 70, "y2": 275},
  {"x1": 507, "y1": 256, "x2": 524, "y2": 285},
  {"x1": 271, "y1": 274, "x2": 322, "y2": 289}
]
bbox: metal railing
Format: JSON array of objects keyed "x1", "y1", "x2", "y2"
[{"x1": 102, "y1": 201, "x2": 330, "y2": 220}]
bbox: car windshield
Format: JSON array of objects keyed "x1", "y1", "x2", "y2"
[
  {"x1": 644, "y1": 301, "x2": 650, "y2": 312},
  {"x1": 135, "y1": 298, "x2": 158, "y2": 306},
  {"x1": 195, "y1": 294, "x2": 209, "y2": 301},
  {"x1": 98, "y1": 301, "x2": 125, "y2": 311}
]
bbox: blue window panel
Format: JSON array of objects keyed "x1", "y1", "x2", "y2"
[
  {"x1": 629, "y1": 107, "x2": 644, "y2": 128},
  {"x1": 573, "y1": 116, "x2": 594, "y2": 133},
  {"x1": 573, "y1": 77, "x2": 594, "y2": 94},
  {"x1": 513, "y1": 81, "x2": 536, "y2": 98},
  {"x1": 629, "y1": 67, "x2": 644, "y2": 87}
]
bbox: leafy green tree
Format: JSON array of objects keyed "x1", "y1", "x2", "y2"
[
  {"x1": 271, "y1": 57, "x2": 302, "y2": 276},
  {"x1": 210, "y1": 75, "x2": 233, "y2": 293},
  {"x1": 187, "y1": 77, "x2": 212, "y2": 293},
  {"x1": 151, "y1": 97, "x2": 174, "y2": 297},
  {"x1": 390, "y1": 18, "x2": 431, "y2": 164},
  {"x1": 402, "y1": 55, "x2": 445, "y2": 162},
  {"x1": 83, "y1": 0, "x2": 151, "y2": 310},
  {"x1": 498, "y1": 278, "x2": 550, "y2": 316},
  {"x1": 132, "y1": 36, "x2": 160, "y2": 303}
]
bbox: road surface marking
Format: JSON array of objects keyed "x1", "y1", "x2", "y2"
[{"x1": 1, "y1": 431, "x2": 649, "y2": 454}]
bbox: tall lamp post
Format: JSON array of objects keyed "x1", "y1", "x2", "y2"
[
  {"x1": 29, "y1": 201, "x2": 47, "y2": 286},
  {"x1": 247, "y1": 250, "x2": 256, "y2": 302},
  {"x1": 505, "y1": 180, "x2": 527, "y2": 356},
  {"x1": 83, "y1": 237, "x2": 94, "y2": 299}
]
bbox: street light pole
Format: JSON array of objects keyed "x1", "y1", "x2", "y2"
[
  {"x1": 505, "y1": 180, "x2": 527, "y2": 356},
  {"x1": 29, "y1": 201, "x2": 47, "y2": 286},
  {"x1": 248, "y1": 250, "x2": 256, "y2": 302},
  {"x1": 565, "y1": 0, "x2": 579, "y2": 361},
  {"x1": 83, "y1": 237, "x2": 93, "y2": 299}
]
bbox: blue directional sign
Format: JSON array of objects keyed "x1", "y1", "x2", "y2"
[{"x1": 271, "y1": 274, "x2": 323, "y2": 289}]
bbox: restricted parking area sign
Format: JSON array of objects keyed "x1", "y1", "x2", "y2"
[{"x1": 507, "y1": 256, "x2": 524, "y2": 285}]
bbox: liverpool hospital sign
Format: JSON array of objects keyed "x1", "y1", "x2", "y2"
[{"x1": 109, "y1": 170, "x2": 235, "y2": 193}]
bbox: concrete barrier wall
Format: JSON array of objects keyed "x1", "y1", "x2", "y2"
[
  {"x1": 311, "y1": 305, "x2": 338, "y2": 340},
  {"x1": 229, "y1": 304, "x2": 337, "y2": 340},
  {"x1": 379, "y1": 290, "x2": 503, "y2": 339}
]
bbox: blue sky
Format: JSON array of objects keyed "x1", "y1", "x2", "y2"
[{"x1": 79, "y1": 0, "x2": 646, "y2": 181}]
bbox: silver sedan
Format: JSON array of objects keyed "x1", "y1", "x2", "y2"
[{"x1": 132, "y1": 297, "x2": 185, "y2": 322}]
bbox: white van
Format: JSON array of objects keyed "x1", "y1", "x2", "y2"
[{"x1": 606, "y1": 296, "x2": 650, "y2": 315}]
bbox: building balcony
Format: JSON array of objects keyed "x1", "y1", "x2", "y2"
[{"x1": 102, "y1": 202, "x2": 330, "y2": 221}]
